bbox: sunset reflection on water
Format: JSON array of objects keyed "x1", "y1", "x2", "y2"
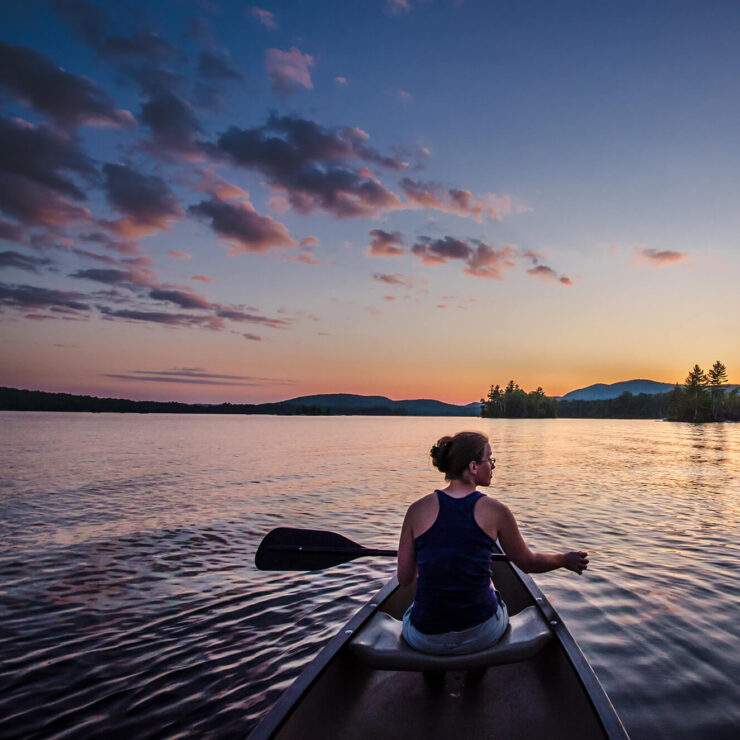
[{"x1": 1, "y1": 414, "x2": 738, "y2": 738}]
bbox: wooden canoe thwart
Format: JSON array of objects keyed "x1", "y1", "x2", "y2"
[{"x1": 250, "y1": 546, "x2": 628, "y2": 739}]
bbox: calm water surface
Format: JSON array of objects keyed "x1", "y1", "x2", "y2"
[{"x1": 1, "y1": 413, "x2": 738, "y2": 738}]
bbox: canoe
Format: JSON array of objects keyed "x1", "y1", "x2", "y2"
[{"x1": 249, "y1": 550, "x2": 628, "y2": 739}]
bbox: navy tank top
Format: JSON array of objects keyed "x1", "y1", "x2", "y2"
[{"x1": 409, "y1": 490, "x2": 498, "y2": 634}]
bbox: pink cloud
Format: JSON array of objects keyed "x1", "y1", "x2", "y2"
[
  {"x1": 527, "y1": 264, "x2": 573, "y2": 285},
  {"x1": 400, "y1": 178, "x2": 517, "y2": 222},
  {"x1": 367, "y1": 228, "x2": 405, "y2": 257},
  {"x1": 243, "y1": 332, "x2": 262, "y2": 341},
  {"x1": 265, "y1": 47, "x2": 314, "y2": 95},
  {"x1": 335, "y1": 76, "x2": 347, "y2": 86},
  {"x1": 397, "y1": 89, "x2": 413, "y2": 103},
  {"x1": 197, "y1": 170, "x2": 250, "y2": 201},
  {"x1": 300, "y1": 236, "x2": 319, "y2": 247},
  {"x1": 633, "y1": 248, "x2": 689, "y2": 266},
  {"x1": 373, "y1": 272, "x2": 414, "y2": 288},
  {"x1": 385, "y1": 0, "x2": 410, "y2": 15},
  {"x1": 191, "y1": 274, "x2": 212, "y2": 283},
  {"x1": 251, "y1": 7, "x2": 277, "y2": 29},
  {"x1": 167, "y1": 250, "x2": 191, "y2": 259},
  {"x1": 463, "y1": 243, "x2": 518, "y2": 279}
]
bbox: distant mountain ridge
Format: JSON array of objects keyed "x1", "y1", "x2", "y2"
[
  {"x1": 561, "y1": 379, "x2": 677, "y2": 401},
  {"x1": 275, "y1": 393, "x2": 481, "y2": 416}
]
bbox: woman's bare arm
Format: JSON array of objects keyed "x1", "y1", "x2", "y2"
[
  {"x1": 397, "y1": 506, "x2": 418, "y2": 586},
  {"x1": 496, "y1": 504, "x2": 589, "y2": 575}
]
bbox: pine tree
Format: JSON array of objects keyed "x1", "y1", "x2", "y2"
[
  {"x1": 707, "y1": 360, "x2": 728, "y2": 421},
  {"x1": 684, "y1": 364, "x2": 709, "y2": 422}
]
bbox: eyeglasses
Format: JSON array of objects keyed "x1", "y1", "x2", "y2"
[{"x1": 478, "y1": 457, "x2": 495, "y2": 468}]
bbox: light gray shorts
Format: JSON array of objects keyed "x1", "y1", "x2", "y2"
[{"x1": 401, "y1": 598, "x2": 509, "y2": 655}]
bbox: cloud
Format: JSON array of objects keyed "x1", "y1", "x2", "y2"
[
  {"x1": 98, "y1": 306, "x2": 224, "y2": 329},
  {"x1": 167, "y1": 250, "x2": 191, "y2": 259},
  {"x1": 148, "y1": 288, "x2": 213, "y2": 309},
  {"x1": 411, "y1": 235, "x2": 470, "y2": 264},
  {"x1": 335, "y1": 76, "x2": 348, "y2": 86},
  {"x1": 373, "y1": 272, "x2": 413, "y2": 287},
  {"x1": 191, "y1": 274, "x2": 212, "y2": 283},
  {"x1": 214, "y1": 307, "x2": 292, "y2": 328},
  {"x1": 0, "y1": 251, "x2": 53, "y2": 273},
  {"x1": 138, "y1": 89, "x2": 204, "y2": 161},
  {"x1": 104, "y1": 368, "x2": 292, "y2": 385},
  {"x1": 0, "y1": 219, "x2": 26, "y2": 242},
  {"x1": 197, "y1": 51, "x2": 243, "y2": 81},
  {"x1": 464, "y1": 242, "x2": 518, "y2": 279},
  {"x1": 0, "y1": 41, "x2": 134, "y2": 128},
  {"x1": 526, "y1": 264, "x2": 573, "y2": 285},
  {"x1": 102, "y1": 163, "x2": 182, "y2": 236},
  {"x1": 189, "y1": 196, "x2": 297, "y2": 253},
  {"x1": 265, "y1": 47, "x2": 314, "y2": 95},
  {"x1": 196, "y1": 170, "x2": 250, "y2": 200},
  {"x1": 633, "y1": 248, "x2": 689, "y2": 266},
  {"x1": 0, "y1": 117, "x2": 96, "y2": 226},
  {"x1": 397, "y1": 89, "x2": 413, "y2": 103},
  {"x1": 400, "y1": 178, "x2": 513, "y2": 222},
  {"x1": 410, "y1": 234, "x2": 519, "y2": 280},
  {"x1": 385, "y1": 0, "x2": 411, "y2": 15},
  {"x1": 0, "y1": 281, "x2": 89, "y2": 311},
  {"x1": 251, "y1": 7, "x2": 278, "y2": 29},
  {"x1": 367, "y1": 229, "x2": 405, "y2": 257},
  {"x1": 216, "y1": 113, "x2": 407, "y2": 218},
  {"x1": 69, "y1": 267, "x2": 145, "y2": 285},
  {"x1": 284, "y1": 245, "x2": 320, "y2": 265},
  {"x1": 243, "y1": 333, "x2": 262, "y2": 341},
  {"x1": 54, "y1": 2, "x2": 185, "y2": 65}
]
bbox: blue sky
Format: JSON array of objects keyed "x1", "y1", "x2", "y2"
[{"x1": 1, "y1": 0, "x2": 738, "y2": 403}]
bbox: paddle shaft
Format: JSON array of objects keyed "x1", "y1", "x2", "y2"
[{"x1": 265, "y1": 544, "x2": 397, "y2": 557}]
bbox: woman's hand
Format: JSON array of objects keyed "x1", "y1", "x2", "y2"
[{"x1": 562, "y1": 551, "x2": 589, "y2": 575}]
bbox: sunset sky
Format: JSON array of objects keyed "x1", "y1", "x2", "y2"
[{"x1": 1, "y1": 0, "x2": 738, "y2": 404}]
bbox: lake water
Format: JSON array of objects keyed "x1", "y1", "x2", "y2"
[{"x1": 1, "y1": 413, "x2": 738, "y2": 738}]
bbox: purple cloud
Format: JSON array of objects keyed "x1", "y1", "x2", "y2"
[
  {"x1": 411, "y1": 236, "x2": 471, "y2": 264},
  {"x1": 102, "y1": 163, "x2": 182, "y2": 237},
  {"x1": 0, "y1": 41, "x2": 134, "y2": 128},
  {"x1": 527, "y1": 264, "x2": 573, "y2": 285},
  {"x1": 189, "y1": 197, "x2": 297, "y2": 253},
  {"x1": 0, "y1": 281, "x2": 89, "y2": 311},
  {"x1": 0, "y1": 251, "x2": 53, "y2": 273},
  {"x1": 265, "y1": 47, "x2": 314, "y2": 95},
  {"x1": 0, "y1": 117, "x2": 96, "y2": 226},
  {"x1": 367, "y1": 229, "x2": 405, "y2": 257}
]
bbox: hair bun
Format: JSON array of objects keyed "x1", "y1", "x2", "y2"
[{"x1": 430, "y1": 436, "x2": 453, "y2": 472}]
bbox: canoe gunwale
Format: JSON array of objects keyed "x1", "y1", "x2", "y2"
[
  {"x1": 247, "y1": 576, "x2": 399, "y2": 740},
  {"x1": 249, "y1": 560, "x2": 628, "y2": 739},
  {"x1": 505, "y1": 560, "x2": 629, "y2": 739}
]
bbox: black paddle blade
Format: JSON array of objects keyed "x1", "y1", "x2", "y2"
[{"x1": 255, "y1": 527, "x2": 397, "y2": 571}]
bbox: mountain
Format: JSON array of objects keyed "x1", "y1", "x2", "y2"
[
  {"x1": 273, "y1": 393, "x2": 480, "y2": 416},
  {"x1": 561, "y1": 379, "x2": 676, "y2": 401}
]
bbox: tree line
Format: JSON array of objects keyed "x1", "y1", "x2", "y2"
[
  {"x1": 665, "y1": 361, "x2": 738, "y2": 422},
  {"x1": 481, "y1": 361, "x2": 738, "y2": 422},
  {"x1": 480, "y1": 381, "x2": 557, "y2": 418}
]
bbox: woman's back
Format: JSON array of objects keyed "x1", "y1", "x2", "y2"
[{"x1": 410, "y1": 490, "x2": 498, "y2": 634}]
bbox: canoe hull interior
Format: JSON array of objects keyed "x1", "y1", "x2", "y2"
[{"x1": 252, "y1": 559, "x2": 626, "y2": 739}]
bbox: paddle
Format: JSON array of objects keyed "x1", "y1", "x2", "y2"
[{"x1": 255, "y1": 526, "x2": 510, "y2": 571}]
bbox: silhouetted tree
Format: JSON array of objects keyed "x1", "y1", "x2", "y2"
[
  {"x1": 708, "y1": 360, "x2": 728, "y2": 421},
  {"x1": 684, "y1": 364, "x2": 709, "y2": 422}
]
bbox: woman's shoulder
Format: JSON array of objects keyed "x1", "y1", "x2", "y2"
[{"x1": 407, "y1": 491, "x2": 439, "y2": 513}]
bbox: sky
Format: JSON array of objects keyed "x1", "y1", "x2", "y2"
[{"x1": 0, "y1": 0, "x2": 738, "y2": 405}]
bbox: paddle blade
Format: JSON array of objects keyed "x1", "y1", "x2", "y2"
[{"x1": 255, "y1": 527, "x2": 379, "y2": 571}]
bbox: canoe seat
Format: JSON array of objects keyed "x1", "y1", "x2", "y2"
[{"x1": 349, "y1": 606, "x2": 552, "y2": 671}]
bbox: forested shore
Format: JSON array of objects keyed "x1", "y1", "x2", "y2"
[{"x1": 481, "y1": 361, "x2": 738, "y2": 422}]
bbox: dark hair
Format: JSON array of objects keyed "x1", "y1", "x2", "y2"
[{"x1": 430, "y1": 431, "x2": 488, "y2": 480}]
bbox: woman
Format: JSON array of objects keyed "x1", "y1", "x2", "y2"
[{"x1": 397, "y1": 431, "x2": 589, "y2": 655}]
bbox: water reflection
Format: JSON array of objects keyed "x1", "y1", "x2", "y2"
[{"x1": 0, "y1": 413, "x2": 738, "y2": 738}]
